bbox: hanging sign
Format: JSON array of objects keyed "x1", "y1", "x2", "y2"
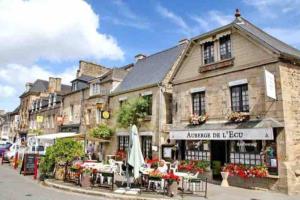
[
  {"x1": 170, "y1": 128, "x2": 274, "y2": 140},
  {"x1": 36, "y1": 116, "x2": 43, "y2": 123},
  {"x1": 265, "y1": 70, "x2": 276, "y2": 99},
  {"x1": 102, "y1": 111, "x2": 110, "y2": 119}
]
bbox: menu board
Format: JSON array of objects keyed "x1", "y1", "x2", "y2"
[{"x1": 20, "y1": 153, "x2": 37, "y2": 176}]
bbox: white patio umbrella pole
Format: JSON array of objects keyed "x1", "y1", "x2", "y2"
[{"x1": 126, "y1": 124, "x2": 133, "y2": 189}]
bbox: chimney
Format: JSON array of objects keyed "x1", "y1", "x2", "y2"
[
  {"x1": 135, "y1": 54, "x2": 146, "y2": 62},
  {"x1": 235, "y1": 8, "x2": 241, "y2": 18},
  {"x1": 25, "y1": 82, "x2": 33, "y2": 92},
  {"x1": 48, "y1": 77, "x2": 61, "y2": 93},
  {"x1": 178, "y1": 38, "x2": 189, "y2": 45}
]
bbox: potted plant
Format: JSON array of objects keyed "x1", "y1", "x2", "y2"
[
  {"x1": 80, "y1": 167, "x2": 92, "y2": 187},
  {"x1": 163, "y1": 172, "x2": 180, "y2": 197},
  {"x1": 227, "y1": 112, "x2": 250, "y2": 123}
]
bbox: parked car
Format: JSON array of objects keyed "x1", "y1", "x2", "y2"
[
  {"x1": 0, "y1": 142, "x2": 12, "y2": 157},
  {"x1": 4, "y1": 143, "x2": 26, "y2": 161}
]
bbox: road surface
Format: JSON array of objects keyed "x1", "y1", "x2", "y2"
[{"x1": 0, "y1": 164, "x2": 105, "y2": 200}]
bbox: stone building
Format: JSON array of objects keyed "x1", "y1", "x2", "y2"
[
  {"x1": 107, "y1": 40, "x2": 188, "y2": 160},
  {"x1": 18, "y1": 79, "x2": 70, "y2": 140},
  {"x1": 28, "y1": 77, "x2": 71, "y2": 135},
  {"x1": 61, "y1": 61, "x2": 110, "y2": 134},
  {"x1": 169, "y1": 11, "x2": 300, "y2": 194}
]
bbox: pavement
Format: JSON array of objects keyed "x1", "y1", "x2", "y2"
[{"x1": 1, "y1": 163, "x2": 300, "y2": 200}]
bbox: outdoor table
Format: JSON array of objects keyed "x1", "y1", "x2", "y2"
[
  {"x1": 92, "y1": 170, "x2": 114, "y2": 190},
  {"x1": 174, "y1": 172, "x2": 189, "y2": 189}
]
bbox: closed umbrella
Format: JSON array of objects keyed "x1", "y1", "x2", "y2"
[{"x1": 128, "y1": 125, "x2": 145, "y2": 179}]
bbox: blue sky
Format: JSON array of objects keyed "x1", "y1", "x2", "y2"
[{"x1": 0, "y1": 0, "x2": 300, "y2": 111}]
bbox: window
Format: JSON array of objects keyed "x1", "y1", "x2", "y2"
[
  {"x1": 143, "y1": 95, "x2": 152, "y2": 115},
  {"x1": 141, "y1": 136, "x2": 152, "y2": 159},
  {"x1": 90, "y1": 83, "x2": 100, "y2": 96},
  {"x1": 86, "y1": 109, "x2": 91, "y2": 125},
  {"x1": 53, "y1": 93, "x2": 57, "y2": 106},
  {"x1": 96, "y1": 108, "x2": 101, "y2": 124},
  {"x1": 192, "y1": 92, "x2": 205, "y2": 115},
  {"x1": 119, "y1": 100, "x2": 127, "y2": 108},
  {"x1": 185, "y1": 140, "x2": 210, "y2": 161},
  {"x1": 72, "y1": 82, "x2": 78, "y2": 91},
  {"x1": 118, "y1": 136, "x2": 129, "y2": 151},
  {"x1": 219, "y1": 35, "x2": 231, "y2": 60},
  {"x1": 203, "y1": 42, "x2": 214, "y2": 64},
  {"x1": 70, "y1": 105, "x2": 74, "y2": 121},
  {"x1": 230, "y1": 84, "x2": 249, "y2": 112}
]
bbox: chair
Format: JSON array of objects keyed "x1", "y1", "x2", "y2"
[{"x1": 170, "y1": 161, "x2": 179, "y2": 173}]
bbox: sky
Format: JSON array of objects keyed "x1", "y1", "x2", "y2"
[{"x1": 0, "y1": 0, "x2": 300, "y2": 112}]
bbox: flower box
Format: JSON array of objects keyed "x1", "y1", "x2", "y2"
[
  {"x1": 227, "y1": 112, "x2": 250, "y2": 123},
  {"x1": 189, "y1": 114, "x2": 208, "y2": 125}
]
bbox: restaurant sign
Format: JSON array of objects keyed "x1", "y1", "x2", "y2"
[{"x1": 170, "y1": 128, "x2": 273, "y2": 140}]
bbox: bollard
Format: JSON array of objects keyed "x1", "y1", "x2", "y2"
[
  {"x1": 33, "y1": 155, "x2": 38, "y2": 180},
  {"x1": 14, "y1": 152, "x2": 19, "y2": 169}
]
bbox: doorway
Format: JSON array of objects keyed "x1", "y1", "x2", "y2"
[{"x1": 211, "y1": 140, "x2": 227, "y2": 180}]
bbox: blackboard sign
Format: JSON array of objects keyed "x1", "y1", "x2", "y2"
[{"x1": 20, "y1": 153, "x2": 37, "y2": 176}]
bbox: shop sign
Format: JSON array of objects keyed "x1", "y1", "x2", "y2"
[
  {"x1": 265, "y1": 69, "x2": 276, "y2": 99},
  {"x1": 36, "y1": 116, "x2": 43, "y2": 123},
  {"x1": 170, "y1": 128, "x2": 274, "y2": 140}
]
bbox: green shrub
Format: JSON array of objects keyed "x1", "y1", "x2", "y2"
[{"x1": 88, "y1": 123, "x2": 113, "y2": 139}]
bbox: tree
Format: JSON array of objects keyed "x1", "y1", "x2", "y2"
[
  {"x1": 39, "y1": 138, "x2": 84, "y2": 180},
  {"x1": 117, "y1": 97, "x2": 149, "y2": 128}
]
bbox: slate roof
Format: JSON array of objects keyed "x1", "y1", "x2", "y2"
[
  {"x1": 192, "y1": 17, "x2": 300, "y2": 60},
  {"x1": 72, "y1": 74, "x2": 95, "y2": 83},
  {"x1": 92, "y1": 68, "x2": 129, "y2": 84},
  {"x1": 20, "y1": 79, "x2": 71, "y2": 97},
  {"x1": 113, "y1": 43, "x2": 187, "y2": 94}
]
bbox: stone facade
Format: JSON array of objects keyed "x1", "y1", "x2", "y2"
[{"x1": 170, "y1": 24, "x2": 300, "y2": 194}]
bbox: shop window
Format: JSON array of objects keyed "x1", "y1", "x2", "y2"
[
  {"x1": 219, "y1": 35, "x2": 231, "y2": 60},
  {"x1": 185, "y1": 140, "x2": 210, "y2": 161},
  {"x1": 141, "y1": 136, "x2": 152, "y2": 159},
  {"x1": 203, "y1": 42, "x2": 214, "y2": 64},
  {"x1": 192, "y1": 92, "x2": 205, "y2": 115},
  {"x1": 230, "y1": 140, "x2": 263, "y2": 166},
  {"x1": 118, "y1": 136, "x2": 129, "y2": 151},
  {"x1": 230, "y1": 84, "x2": 249, "y2": 112},
  {"x1": 143, "y1": 95, "x2": 152, "y2": 116}
]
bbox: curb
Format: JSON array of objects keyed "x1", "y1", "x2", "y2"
[{"x1": 44, "y1": 179, "x2": 170, "y2": 200}]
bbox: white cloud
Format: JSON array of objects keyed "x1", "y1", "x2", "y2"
[
  {"x1": 156, "y1": 4, "x2": 191, "y2": 36},
  {"x1": 0, "y1": 85, "x2": 16, "y2": 98},
  {"x1": 0, "y1": 64, "x2": 77, "y2": 87},
  {"x1": 0, "y1": 0, "x2": 124, "y2": 65},
  {"x1": 191, "y1": 11, "x2": 232, "y2": 32},
  {"x1": 105, "y1": 0, "x2": 150, "y2": 29},
  {"x1": 244, "y1": 0, "x2": 300, "y2": 18}
]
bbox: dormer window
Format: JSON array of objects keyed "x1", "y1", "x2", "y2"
[
  {"x1": 48, "y1": 94, "x2": 52, "y2": 107},
  {"x1": 220, "y1": 35, "x2": 231, "y2": 60},
  {"x1": 90, "y1": 83, "x2": 100, "y2": 96},
  {"x1": 53, "y1": 93, "x2": 57, "y2": 106},
  {"x1": 39, "y1": 100, "x2": 42, "y2": 110},
  {"x1": 203, "y1": 42, "x2": 214, "y2": 64},
  {"x1": 72, "y1": 82, "x2": 78, "y2": 91}
]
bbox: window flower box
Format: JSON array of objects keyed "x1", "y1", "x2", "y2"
[
  {"x1": 227, "y1": 112, "x2": 250, "y2": 123},
  {"x1": 189, "y1": 114, "x2": 208, "y2": 125}
]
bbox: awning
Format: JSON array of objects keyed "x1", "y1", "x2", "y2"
[
  {"x1": 35, "y1": 132, "x2": 80, "y2": 140},
  {"x1": 170, "y1": 118, "x2": 283, "y2": 141}
]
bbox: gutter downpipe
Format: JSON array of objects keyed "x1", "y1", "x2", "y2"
[{"x1": 157, "y1": 83, "x2": 164, "y2": 160}]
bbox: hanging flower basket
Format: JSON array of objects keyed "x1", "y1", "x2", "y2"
[{"x1": 227, "y1": 112, "x2": 250, "y2": 123}]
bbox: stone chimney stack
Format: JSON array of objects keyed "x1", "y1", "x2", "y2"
[
  {"x1": 135, "y1": 54, "x2": 146, "y2": 62},
  {"x1": 25, "y1": 82, "x2": 33, "y2": 92},
  {"x1": 48, "y1": 77, "x2": 61, "y2": 93},
  {"x1": 235, "y1": 8, "x2": 241, "y2": 18}
]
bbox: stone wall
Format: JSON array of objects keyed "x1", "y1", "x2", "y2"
[{"x1": 279, "y1": 62, "x2": 300, "y2": 194}]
